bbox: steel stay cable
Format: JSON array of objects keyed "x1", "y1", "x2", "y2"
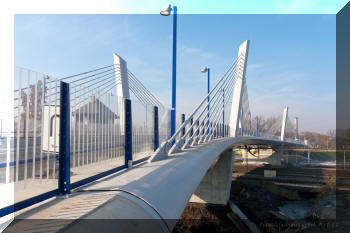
[
  {"x1": 194, "y1": 64, "x2": 239, "y2": 137},
  {"x1": 208, "y1": 80, "x2": 237, "y2": 139},
  {"x1": 67, "y1": 65, "x2": 119, "y2": 84},
  {"x1": 128, "y1": 73, "x2": 162, "y2": 106},
  {"x1": 162, "y1": 58, "x2": 238, "y2": 146},
  {"x1": 70, "y1": 73, "x2": 117, "y2": 99},
  {"x1": 167, "y1": 56, "x2": 237, "y2": 143},
  {"x1": 129, "y1": 84, "x2": 154, "y2": 106},
  {"x1": 45, "y1": 70, "x2": 118, "y2": 99},
  {"x1": 70, "y1": 69, "x2": 117, "y2": 89},
  {"x1": 178, "y1": 65, "x2": 238, "y2": 142},
  {"x1": 128, "y1": 78, "x2": 158, "y2": 106},
  {"x1": 128, "y1": 72, "x2": 160, "y2": 103},
  {"x1": 177, "y1": 73, "x2": 237, "y2": 150},
  {"x1": 71, "y1": 79, "x2": 121, "y2": 109},
  {"x1": 46, "y1": 64, "x2": 117, "y2": 84},
  {"x1": 181, "y1": 61, "x2": 239, "y2": 139},
  {"x1": 128, "y1": 75, "x2": 164, "y2": 109},
  {"x1": 192, "y1": 71, "x2": 237, "y2": 140},
  {"x1": 128, "y1": 76, "x2": 159, "y2": 106},
  {"x1": 128, "y1": 71, "x2": 164, "y2": 108}
]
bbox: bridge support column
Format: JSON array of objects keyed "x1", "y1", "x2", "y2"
[
  {"x1": 275, "y1": 145, "x2": 283, "y2": 166},
  {"x1": 190, "y1": 149, "x2": 233, "y2": 205}
]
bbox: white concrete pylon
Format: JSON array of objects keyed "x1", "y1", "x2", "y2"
[
  {"x1": 229, "y1": 40, "x2": 250, "y2": 137},
  {"x1": 114, "y1": 53, "x2": 130, "y2": 99},
  {"x1": 294, "y1": 117, "x2": 299, "y2": 140},
  {"x1": 114, "y1": 53, "x2": 130, "y2": 134},
  {"x1": 280, "y1": 106, "x2": 289, "y2": 141}
]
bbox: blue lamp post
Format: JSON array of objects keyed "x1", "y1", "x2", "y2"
[
  {"x1": 161, "y1": 4, "x2": 177, "y2": 137},
  {"x1": 222, "y1": 88, "x2": 225, "y2": 137},
  {"x1": 201, "y1": 67, "x2": 210, "y2": 134}
]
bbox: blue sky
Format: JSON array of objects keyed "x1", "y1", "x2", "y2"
[
  {"x1": 118, "y1": 0, "x2": 347, "y2": 14},
  {"x1": 14, "y1": 14, "x2": 335, "y2": 133}
]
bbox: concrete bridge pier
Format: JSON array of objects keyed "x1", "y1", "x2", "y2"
[
  {"x1": 274, "y1": 145, "x2": 284, "y2": 166},
  {"x1": 189, "y1": 149, "x2": 233, "y2": 205}
]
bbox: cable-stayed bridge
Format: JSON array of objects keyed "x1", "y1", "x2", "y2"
[{"x1": 1, "y1": 40, "x2": 305, "y2": 232}]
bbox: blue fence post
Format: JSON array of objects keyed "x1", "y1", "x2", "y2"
[
  {"x1": 181, "y1": 114, "x2": 185, "y2": 136},
  {"x1": 197, "y1": 121, "x2": 200, "y2": 136},
  {"x1": 124, "y1": 99, "x2": 132, "y2": 168},
  {"x1": 154, "y1": 106, "x2": 159, "y2": 151},
  {"x1": 190, "y1": 117, "x2": 193, "y2": 137},
  {"x1": 59, "y1": 81, "x2": 70, "y2": 195}
]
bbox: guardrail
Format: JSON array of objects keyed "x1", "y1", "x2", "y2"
[{"x1": 0, "y1": 66, "x2": 162, "y2": 218}]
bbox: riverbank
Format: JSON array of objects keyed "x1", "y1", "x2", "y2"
[{"x1": 174, "y1": 161, "x2": 341, "y2": 233}]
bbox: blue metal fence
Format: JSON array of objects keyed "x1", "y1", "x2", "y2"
[{"x1": 0, "y1": 66, "x2": 160, "y2": 218}]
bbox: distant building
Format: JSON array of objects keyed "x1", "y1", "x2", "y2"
[{"x1": 72, "y1": 96, "x2": 119, "y2": 125}]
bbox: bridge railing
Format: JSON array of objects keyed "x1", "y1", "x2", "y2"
[
  {"x1": 0, "y1": 65, "x2": 163, "y2": 218},
  {"x1": 149, "y1": 55, "x2": 244, "y2": 161},
  {"x1": 9, "y1": 67, "x2": 59, "y2": 200}
]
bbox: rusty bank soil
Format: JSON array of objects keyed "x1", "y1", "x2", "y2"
[{"x1": 173, "y1": 163, "x2": 347, "y2": 233}]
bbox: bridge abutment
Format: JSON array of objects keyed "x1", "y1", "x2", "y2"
[{"x1": 189, "y1": 149, "x2": 233, "y2": 205}]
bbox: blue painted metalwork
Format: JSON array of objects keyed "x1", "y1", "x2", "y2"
[
  {"x1": 125, "y1": 98, "x2": 132, "y2": 168},
  {"x1": 222, "y1": 88, "x2": 225, "y2": 137},
  {"x1": 181, "y1": 114, "x2": 185, "y2": 136},
  {"x1": 133, "y1": 156, "x2": 150, "y2": 166},
  {"x1": 190, "y1": 117, "x2": 193, "y2": 137},
  {"x1": 59, "y1": 81, "x2": 70, "y2": 195},
  {"x1": 171, "y1": 6, "x2": 177, "y2": 138},
  {"x1": 0, "y1": 189, "x2": 59, "y2": 218},
  {"x1": 207, "y1": 68, "x2": 210, "y2": 134},
  {"x1": 154, "y1": 106, "x2": 159, "y2": 151},
  {"x1": 70, "y1": 165, "x2": 127, "y2": 190}
]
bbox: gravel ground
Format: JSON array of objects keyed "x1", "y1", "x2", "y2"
[{"x1": 173, "y1": 203, "x2": 239, "y2": 233}]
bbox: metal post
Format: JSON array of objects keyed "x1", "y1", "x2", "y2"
[
  {"x1": 207, "y1": 68, "x2": 210, "y2": 135},
  {"x1": 197, "y1": 120, "x2": 200, "y2": 136},
  {"x1": 170, "y1": 6, "x2": 177, "y2": 138},
  {"x1": 190, "y1": 117, "x2": 193, "y2": 137},
  {"x1": 124, "y1": 99, "x2": 132, "y2": 168},
  {"x1": 222, "y1": 88, "x2": 225, "y2": 137},
  {"x1": 59, "y1": 81, "x2": 70, "y2": 195},
  {"x1": 154, "y1": 106, "x2": 159, "y2": 151},
  {"x1": 181, "y1": 114, "x2": 185, "y2": 137}
]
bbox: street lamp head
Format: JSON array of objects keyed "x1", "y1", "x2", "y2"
[
  {"x1": 201, "y1": 66, "x2": 208, "y2": 73},
  {"x1": 160, "y1": 4, "x2": 172, "y2": 16}
]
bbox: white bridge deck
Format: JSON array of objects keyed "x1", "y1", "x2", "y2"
[{"x1": 6, "y1": 137, "x2": 304, "y2": 233}]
